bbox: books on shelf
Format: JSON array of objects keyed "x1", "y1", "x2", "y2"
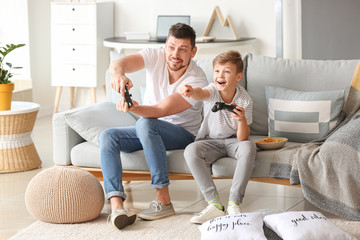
[{"x1": 124, "y1": 32, "x2": 150, "y2": 40}]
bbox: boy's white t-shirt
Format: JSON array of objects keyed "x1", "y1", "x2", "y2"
[
  {"x1": 196, "y1": 83, "x2": 253, "y2": 140},
  {"x1": 139, "y1": 48, "x2": 208, "y2": 136}
]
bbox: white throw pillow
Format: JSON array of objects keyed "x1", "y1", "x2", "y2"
[
  {"x1": 199, "y1": 212, "x2": 267, "y2": 240},
  {"x1": 263, "y1": 211, "x2": 356, "y2": 240},
  {"x1": 65, "y1": 102, "x2": 137, "y2": 146}
]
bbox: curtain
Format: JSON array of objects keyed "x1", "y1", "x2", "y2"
[{"x1": 0, "y1": 0, "x2": 31, "y2": 80}]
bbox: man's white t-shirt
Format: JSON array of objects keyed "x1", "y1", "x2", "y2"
[
  {"x1": 139, "y1": 48, "x2": 208, "y2": 136},
  {"x1": 196, "y1": 83, "x2": 253, "y2": 140}
]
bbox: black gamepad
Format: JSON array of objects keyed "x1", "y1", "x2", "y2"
[
  {"x1": 211, "y1": 102, "x2": 236, "y2": 114},
  {"x1": 122, "y1": 84, "x2": 133, "y2": 107}
]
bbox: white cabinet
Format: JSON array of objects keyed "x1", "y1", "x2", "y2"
[{"x1": 51, "y1": 2, "x2": 113, "y2": 112}]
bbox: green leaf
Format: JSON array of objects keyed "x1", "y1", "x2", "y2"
[
  {"x1": 0, "y1": 43, "x2": 25, "y2": 61},
  {"x1": 0, "y1": 43, "x2": 25, "y2": 84}
]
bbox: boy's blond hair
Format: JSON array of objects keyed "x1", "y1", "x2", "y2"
[{"x1": 212, "y1": 50, "x2": 243, "y2": 73}]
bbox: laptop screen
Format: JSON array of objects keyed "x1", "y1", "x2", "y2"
[{"x1": 156, "y1": 15, "x2": 191, "y2": 41}]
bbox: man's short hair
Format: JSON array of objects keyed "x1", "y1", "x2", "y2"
[
  {"x1": 213, "y1": 50, "x2": 243, "y2": 73},
  {"x1": 168, "y1": 23, "x2": 196, "y2": 49}
]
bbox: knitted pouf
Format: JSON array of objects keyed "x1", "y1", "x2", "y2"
[{"x1": 25, "y1": 166, "x2": 104, "y2": 223}]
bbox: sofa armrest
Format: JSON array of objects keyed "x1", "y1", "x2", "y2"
[{"x1": 52, "y1": 104, "x2": 96, "y2": 165}]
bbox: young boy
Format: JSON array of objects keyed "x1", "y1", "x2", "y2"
[{"x1": 179, "y1": 50, "x2": 256, "y2": 224}]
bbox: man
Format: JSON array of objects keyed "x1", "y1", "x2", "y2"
[{"x1": 99, "y1": 23, "x2": 208, "y2": 230}]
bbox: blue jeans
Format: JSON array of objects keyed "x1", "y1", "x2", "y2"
[{"x1": 99, "y1": 117, "x2": 195, "y2": 200}]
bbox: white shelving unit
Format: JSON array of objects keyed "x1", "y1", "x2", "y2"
[{"x1": 51, "y1": 2, "x2": 113, "y2": 113}]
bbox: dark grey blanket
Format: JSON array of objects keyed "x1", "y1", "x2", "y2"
[{"x1": 270, "y1": 62, "x2": 360, "y2": 220}]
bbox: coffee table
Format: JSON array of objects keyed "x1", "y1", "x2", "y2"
[{"x1": 0, "y1": 101, "x2": 42, "y2": 173}]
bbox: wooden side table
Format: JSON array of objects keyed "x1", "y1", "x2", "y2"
[{"x1": 0, "y1": 101, "x2": 42, "y2": 173}]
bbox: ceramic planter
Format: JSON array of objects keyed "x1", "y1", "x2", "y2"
[{"x1": 0, "y1": 83, "x2": 14, "y2": 110}]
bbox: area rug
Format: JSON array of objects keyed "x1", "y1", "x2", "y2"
[
  {"x1": 9, "y1": 213, "x2": 360, "y2": 240},
  {"x1": 9, "y1": 213, "x2": 200, "y2": 240}
]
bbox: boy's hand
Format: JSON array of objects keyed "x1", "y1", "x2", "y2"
[
  {"x1": 231, "y1": 103, "x2": 246, "y2": 123},
  {"x1": 179, "y1": 84, "x2": 193, "y2": 98}
]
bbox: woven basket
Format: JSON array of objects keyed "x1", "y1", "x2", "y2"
[
  {"x1": 0, "y1": 111, "x2": 41, "y2": 173},
  {"x1": 25, "y1": 166, "x2": 105, "y2": 223}
]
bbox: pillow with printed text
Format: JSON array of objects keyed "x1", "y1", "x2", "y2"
[
  {"x1": 263, "y1": 211, "x2": 356, "y2": 240},
  {"x1": 199, "y1": 212, "x2": 267, "y2": 240}
]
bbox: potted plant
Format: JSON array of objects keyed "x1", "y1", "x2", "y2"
[{"x1": 0, "y1": 43, "x2": 25, "y2": 110}]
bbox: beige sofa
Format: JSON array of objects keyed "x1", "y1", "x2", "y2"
[{"x1": 52, "y1": 53, "x2": 359, "y2": 186}]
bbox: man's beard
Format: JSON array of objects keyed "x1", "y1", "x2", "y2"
[{"x1": 166, "y1": 58, "x2": 189, "y2": 72}]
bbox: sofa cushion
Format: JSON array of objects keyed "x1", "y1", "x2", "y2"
[
  {"x1": 70, "y1": 140, "x2": 285, "y2": 178},
  {"x1": 65, "y1": 102, "x2": 137, "y2": 146},
  {"x1": 265, "y1": 86, "x2": 345, "y2": 142},
  {"x1": 70, "y1": 142, "x2": 192, "y2": 174},
  {"x1": 71, "y1": 142, "x2": 150, "y2": 170},
  {"x1": 212, "y1": 136, "x2": 300, "y2": 178},
  {"x1": 199, "y1": 212, "x2": 267, "y2": 240},
  {"x1": 193, "y1": 58, "x2": 214, "y2": 84},
  {"x1": 263, "y1": 211, "x2": 356, "y2": 240},
  {"x1": 243, "y1": 53, "x2": 358, "y2": 135}
]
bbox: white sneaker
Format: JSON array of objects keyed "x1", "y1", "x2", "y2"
[
  {"x1": 190, "y1": 204, "x2": 225, "y2": 224},
  {"x1": 107, "y1": 209, "x2": 137, "y2": 230},
  {"x1": 227, "y1": 204, "x2": 241, "y2": 215}
]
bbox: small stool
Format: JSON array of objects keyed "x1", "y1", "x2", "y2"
[{"x1": 25, "y1": 166, "x2": 104, "y2": 223}]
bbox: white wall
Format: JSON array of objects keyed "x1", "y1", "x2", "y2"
[
  {"x1": 112, "y1": 0, "x2": 276, "y2": 56},
  {"x1": 29, "y1": 0, "x2": 277, "y2": 116},
  {"x1": 28, "y1": 0, "x2": 53, "y2": 116}
]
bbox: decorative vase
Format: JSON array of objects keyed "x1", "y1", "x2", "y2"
[{"x1": 0, "y1": 83, "x2": 14, "y2": 111}]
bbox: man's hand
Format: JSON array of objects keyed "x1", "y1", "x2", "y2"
[
  {"x1": 117, "y1": 93, "x2": 192, "y2": 119},
  {"x1": 109, "y1": 53, "x2": 144, "y2": 97},
  {"x1": 111, "y1": 74, "x2": 133, "y2": 97},
  {"x1": 116, "y1": 98, "x2": 138, "y2": 113},
  {"x1": 179, "y1": 84, "x2": 193, "y2": 98}
]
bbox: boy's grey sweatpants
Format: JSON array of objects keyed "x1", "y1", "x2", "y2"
[{"x1": 184, "y1": 139, "x2": 256, "y2": 204}]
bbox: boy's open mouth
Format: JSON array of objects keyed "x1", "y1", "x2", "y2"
[{"x1": 217, "y1": 80, "x2": 226, "y2": 85}]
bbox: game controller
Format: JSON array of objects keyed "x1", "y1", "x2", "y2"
[
  {"x1": 121, "y1": 84, "x2": 133, "y2": 107},
  {"x1": 211, "y1": 102, "x2": 237, "y2": 114}
]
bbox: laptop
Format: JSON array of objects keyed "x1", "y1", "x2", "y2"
[{"x1": 152, "y1": 15, "x2": 191, "y2": 42}]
